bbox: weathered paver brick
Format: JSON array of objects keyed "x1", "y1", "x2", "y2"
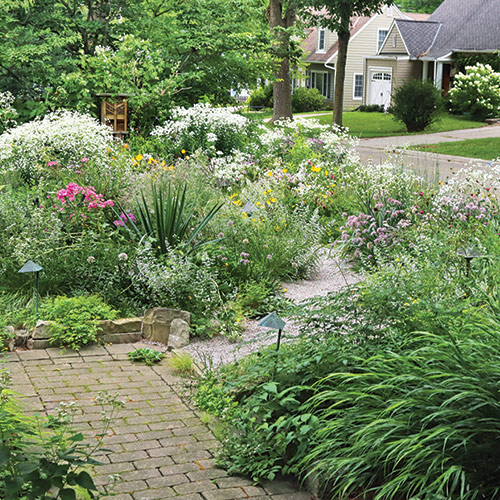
[
  {"x1": 112, "y1": 480, "x2": 148, "y2": 493},
  {"x1": 132, "y1": 487, "x2": 176, "y2": 499},
  {"x1": 199, "y1": 487, "x2": 249, "y2": 500},
  {"x1": 186, "y1": 468, "x2": 228, "y2": 482},
  {"x1": 159, "y1": 462, "x2": 199, "y2": 476},
  {"x1": 270, "y1": 493, "x2": 313, "y2": 500},
  {"x1": 109, "y1": 451, "x2": 148, "y2": 463},
  {"x1": 146, "y1": 473, "x2": 190, "y2": 488},
  {"x1": 122, "y1": 439, "x2": 161, "y2": 451},
  {"x1": 133, "y1": 456, "x2": 174, "y2": 470},
  {"x1": 174, "y1": 479, "x2": 218, "y2": 495}
]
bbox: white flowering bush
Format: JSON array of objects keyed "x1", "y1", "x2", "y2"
[
  {"x1": 449, "y1": 63, "x2": 500, "y2": 119},
  {"x1": 0, "y1": 91, "x2": 18, "y2": 134},
  {"x1": 152, "y1": 103, "x2": 255, "y2": 155},
  {"x1": 0, "y1": 110, "x2": 115, "y2": 184}
]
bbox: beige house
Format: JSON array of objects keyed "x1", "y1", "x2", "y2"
[
  {"x1": 299, "y1": 5, "x2": 429, "y2": 110},
  {"x1": 367, "y1": 0, "x2": 500, "y2": 107}
]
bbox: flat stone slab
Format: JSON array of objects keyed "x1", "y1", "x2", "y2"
[{"x1": 2, "y1": 347, "x2": 311, "y2": 500}]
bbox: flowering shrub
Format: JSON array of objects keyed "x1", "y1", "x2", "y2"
[
  {"x1": 152, "y1": 103, "x2": 255, "y2": 155},
  {"x1": 0, "y1": 110, "x2": 115, "y2": 184},
  {"x1": 449, "y1": 63, "x2": 500, "y2": 119},
  {"x1": 0, "y1": 91, "x2": 17, "y2": 134}
]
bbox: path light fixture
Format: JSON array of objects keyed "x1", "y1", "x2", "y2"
[
  {"x1": 18, "y1": 260, "x2": 43, "y2": 316},
  {"x1": 242, "y1": 201, "x2": 259, "y2": 216},
  {"x1": 456, "y1": 246, "x2": 486, "y2": 277},
  {"x1": 259, "y1": 312, "x2": 286, "y2": 352}
]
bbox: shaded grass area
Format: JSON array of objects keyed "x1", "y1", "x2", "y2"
[{"x1": 411, "y1": 137, "x2": 500, "y2": 161}]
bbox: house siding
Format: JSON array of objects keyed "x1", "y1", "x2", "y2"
[
  {"x1": 329, "y1": 10, "x2": 407, "y2": 110},
  {"x1": 395, "y1": 59, "x2": 421, "y2": 87},
  {"x1": 379, "y1": 24, "x2": 408, "y2": 55}
]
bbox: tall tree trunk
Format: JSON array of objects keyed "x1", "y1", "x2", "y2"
[
  {"x1": 333, "y1": 29, "x2": 350, "y2": 127},
  {"x1": 268, "y1": 0, "x2": 294, "y2": 122}
]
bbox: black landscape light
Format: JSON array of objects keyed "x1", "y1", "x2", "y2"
[
  {"x1": 457, "y1": 246, "x2": 485, "y2": 277},
  {"x1": 18, "y1": 260, "x2": 43, "y2": 316},
  {"x1": 242, "y1": 201, "x2": 259, "y2": 215},
  {"x1": 259, "y1": 312, "x2": 286, "y2": 352}
]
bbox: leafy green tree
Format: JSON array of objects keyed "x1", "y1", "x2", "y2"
[
  {"x1": 303, "y1": 0, "x2": 394, "y2": 126},
  {"x1": 396, "y1": 0, "x2": 442, "y2": 13},
  {"x1": 0, "y1": 0, "x2": 273, "y2": 129}
]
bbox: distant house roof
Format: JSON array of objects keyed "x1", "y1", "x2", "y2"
[
  {"x1": 304, "y1": 16, "x2": 371, "y2": 63},
  {"x1": 391, "y1": 0, "x2": 500, "y2": 60},
  {"x1": 426, "y1": 0, "x2": 500, "y2": 58},
  {"x1": 394, "y1": 19, "x2": 441, "y2": 58},
  {"x1": 404, "y1": 12, "x2": 430, "y2": 21}
]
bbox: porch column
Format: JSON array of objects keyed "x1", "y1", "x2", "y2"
[
  {"x1": 422, "y1": 60, "x2": 429, "y2": 81},
  {"x1": 435, "y1": 61, "x2": 444, "y2": 90}
]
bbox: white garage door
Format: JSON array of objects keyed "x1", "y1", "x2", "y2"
[{"x1": 370, "y1": 72, "x2": 392, "y2": 109}]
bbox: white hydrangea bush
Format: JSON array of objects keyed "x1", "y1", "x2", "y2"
[
  {"x1": 449, "y1": 63, "x2": 500, "y2": 119},
  {"x1": 152, "y1": 103, "x2": 254, "y2": 155},
  {"x1": 0, "y1": 110, "x2": 115, "y2": 183},
  {"x1": 0, "y1": 91, "x2": 18, "y2": 134}
]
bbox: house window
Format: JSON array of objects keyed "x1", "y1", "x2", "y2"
[
  {"x1": 392, "y1": 34, "x2": 397, "y2": 48},
  {"x1": 353, "y1": 74, "x2": 364, "y2": 99},
  {"x1": 378, "y1": 30, "x2": 388, "y2": 52},
  {"x1": 306, "y1": 70, "x2": 332, "y2": 99},
  {"x1": 318, "y1": 28, "x2": 326, "y2": 52}
]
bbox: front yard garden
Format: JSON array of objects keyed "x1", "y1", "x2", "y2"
[{"x1": 1, "y1": 102, "x2": 500, "y2": 499}]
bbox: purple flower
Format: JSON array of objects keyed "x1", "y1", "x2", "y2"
[
  {"x1": 217, "y1": 232, "x2": 225, "y2": 238},
  {"x1": 267, "y1": 254, "x2": 273, "y2": 260}
]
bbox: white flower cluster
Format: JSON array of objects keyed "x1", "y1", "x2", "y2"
[
  {"x1": 152, "y1": 103, "x2": 250, "y2": 151},
  {"x1": 0, "y1": 110, "x2": 115, "y2": 181},
  {"x1": 0, "y1": 91, "x2": 17, "y2": 134},
  {"x1": 208, "y1": 150, "x2": 255, "y2": 185},
  {"x1": 449, "y1": 63, "x2": 500, "y2": 117}
]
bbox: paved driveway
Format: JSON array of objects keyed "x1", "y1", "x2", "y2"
[{"x1": 3, "y1": 343, "x2": 311, "y2": 500}]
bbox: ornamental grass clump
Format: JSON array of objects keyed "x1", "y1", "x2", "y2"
[{"x1": 302, "y1": 317, "x2": 500, "y2": 500}]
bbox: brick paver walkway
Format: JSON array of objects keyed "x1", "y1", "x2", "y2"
[{"x1": 3, "y1": 343, "x2": 312, "y2": 500}]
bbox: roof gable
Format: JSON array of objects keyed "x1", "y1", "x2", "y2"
[{"x1": 394, "y1": 19, "x2": 441, "y2": 58}]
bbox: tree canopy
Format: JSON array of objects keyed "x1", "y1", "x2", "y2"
[
  {"x1": 0, "y1": 0, "x2": 273, "y2": 131},
  {"x1": 396, "y1": 0, "x2": 442, "y2": 13}
]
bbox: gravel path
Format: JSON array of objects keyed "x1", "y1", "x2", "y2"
[{"x1": 184, "y1": 252, "x2": 359, "y2": 367}]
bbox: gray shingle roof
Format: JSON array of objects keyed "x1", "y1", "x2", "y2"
[
  {"x1": 427, "y1": 0, "x2": 500, "y2": 58},
  {"x1": 394, "y1": 19, "x2": 441, "y2": 58}
]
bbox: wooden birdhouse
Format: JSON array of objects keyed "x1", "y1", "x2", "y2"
[{"x1": 97, "y1": 93, "x2": 131, "y2": 139}]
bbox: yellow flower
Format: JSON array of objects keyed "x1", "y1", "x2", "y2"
[
  {"x1": 283, "y1": 288, "x2": 287, "y2": 293},
  {"x1": 181, "y1": 149, "x2": 186, "y2": 154},
  {"x1": 282, "y1": 168, "x2": 288, "y2": 173},
  {"x1": 168, "y1": 165, "x2": 174, "y2": 171},
  {"x1": 267, "y1": 171, "x2": 273, "y2": 177},
  {"x1": 270, "y1": 198, "x2": 276, "y2": 203},
  {"x1": 136, "y1": 154, "x2": 143, "y2": 161},
  {"x1": 311, "y1": 165, "x2": 321, "y2": 173}
]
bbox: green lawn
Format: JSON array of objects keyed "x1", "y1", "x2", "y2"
[
  {"x1": 315, "y1": 112, "x2": 485, "y2": 138},
  {"x1": 242, "y1": 110, "x2": 485, "y2": 138},
  {"x1": 411, "y1": 137, "x2": 500, "y2": 161}
]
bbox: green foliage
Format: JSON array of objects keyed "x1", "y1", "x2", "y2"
[
  {"x1": 392, "y1": 78, "x2": 443, "y2": 132},
  {"x1": 0, "y1": 375, "x2": 124, "y2": 499},
  {"x1": 248, "y1": 84, "x2": 273, "y2": 109},
  {"x1": 40, "y1": 296, "x2": 118, "y2": 350},
  {"x1": 134, "y1": 182, "x2": 223, "y2": 255},
  {"x1": 128, "y1": 348, "x2": 164, "y2": 365},
  {"x1": 357, "y1": 103, "x2": 385, "y2": 113},
  {"x1": 454, "y1": 51, "x2": 500, "y2": 73},
  {"x1": 396, "y1": 0, "x2": 442, "y2": 12},
  {"x1": 449, "y1": 63, "x2": 500, "y2": 120},
  {"x1": 291, "y1": 87, "x2": 325, "y2": 113}
]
